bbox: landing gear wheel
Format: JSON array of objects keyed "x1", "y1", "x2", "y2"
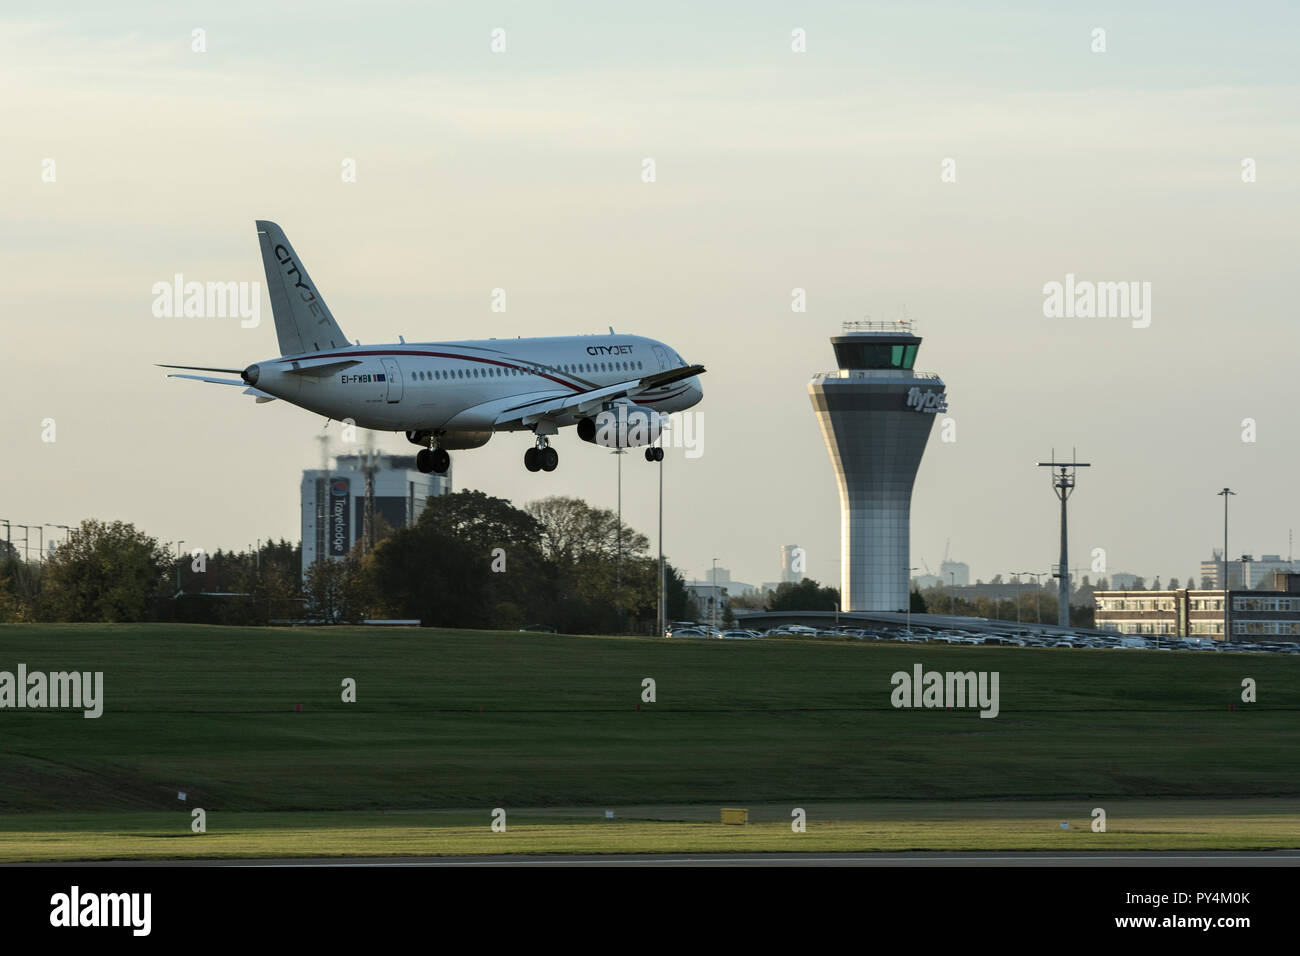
[
  {"x1": 431, "y1": 448, "x2": 450, "y2": 474},
  {"x1": 540, "y1": 447, "x2": 559, "y2": 472},
  {"x1": 644, "y1": 447, "x2": 655, "y2": 462},
  {"x1": 524, "y1": 447, "x2": 542, "y2": 472},
  {"x1": 416, "y1": 448, "x2": 434, "y2": 473},
  {"x1": 654, "y1": 447, "x2": 664, "y2": 461}
]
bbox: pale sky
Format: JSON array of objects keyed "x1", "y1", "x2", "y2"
[{"x1": 3, "y1": 2, "x2": 1297, "y2": 591}]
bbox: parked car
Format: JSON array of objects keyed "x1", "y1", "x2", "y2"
[{"x1": 669, "y1": 627, "x2": 707, "y2": 638}]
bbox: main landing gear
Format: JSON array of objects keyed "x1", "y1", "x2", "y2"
[
  {"x1": 644, "y1": 446, "x2": 664, "y2": 462},
  {"x1": 416, "y1": 443, "x2": 450, "y2": 475},
  {"x1": 524, "y1": 437, "x2": 559, "y2": 473}
]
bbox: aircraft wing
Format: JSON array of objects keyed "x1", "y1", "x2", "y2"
[{"x1": 490, "y1": 363, "x2": 705, "y2": 427}]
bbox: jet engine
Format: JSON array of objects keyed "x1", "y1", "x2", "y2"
[{"x1": 577, "y1": 405, "x2": 663, "y2": 448}]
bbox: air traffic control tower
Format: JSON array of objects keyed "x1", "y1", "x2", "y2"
[{"x1": 808, "y1": 321, "x2": 947, "y2": 611}]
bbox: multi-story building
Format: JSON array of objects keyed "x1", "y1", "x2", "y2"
[
  {"x1": 939, "y1": 560, "x2": 970, "y2": 587},
  {"x1": 780, "y1": 545, "x2": 805, "y2": 583},
  {"x1": 1093, "y1": 572, "x2": 1300, "y2": 641},
  {"x1": 300, "y1": 453, "x2": 451, "y2": 579},
  {"x1": 1199, "y1": 552, "x2": 1293, "y2": 589}
]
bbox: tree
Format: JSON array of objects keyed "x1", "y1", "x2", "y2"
[
  {"x1": 728, "y1": 590, "x2": 765, "y2": 611},
  {"x1": 664, "y1": 563, "x2": 690, "y2": 623},
  {"x1": 0, "y1": 557, "x2": 41, "y2": 623},
  {"x1": 369, "y1": 490, "x2": 546, "y2": 629},
  {"x1": 523, "y1": 496, "x2": 653, "y2": 633},
  {"x1": 304, "y1": 558, "x2": 347, "y2": 622},
  {"x1": 304, "y1": 555, "x2": 372, "y2": 623},
  {"x1": 41, "y1": 519, "x2": 168, "y2": 622},
  {"x1": 766, "y1": 578, "x2": 839, "y2": 612}
]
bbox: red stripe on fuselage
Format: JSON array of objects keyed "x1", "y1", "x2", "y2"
[{"x1": 273, "y1": 349, "x2": 588, "y2": 392}]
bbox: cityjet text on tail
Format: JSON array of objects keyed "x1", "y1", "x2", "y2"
[{"x1": 162, "y1": 221, "x2": 705, "y2": 476}]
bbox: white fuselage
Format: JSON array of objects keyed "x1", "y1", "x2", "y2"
[{"x1": 244, "y1": 333, "x2": 704, "y2": 433}]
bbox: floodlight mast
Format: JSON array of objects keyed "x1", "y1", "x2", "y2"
[{"x1": 1037, "y1": 450, "x2": 1091, "y2": 628}]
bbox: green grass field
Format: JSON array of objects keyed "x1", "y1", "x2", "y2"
[{"x1": 0, "y1": 624, "x2": 1296, "y2": 860}]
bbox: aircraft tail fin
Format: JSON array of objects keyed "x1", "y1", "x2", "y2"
[{"x1": 256, "y1": 220, "x2": 348, "y2": 356}]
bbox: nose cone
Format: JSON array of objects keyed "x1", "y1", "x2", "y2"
[{"x1": 242, "y1": 364, "x2": 260, "y2": 386}]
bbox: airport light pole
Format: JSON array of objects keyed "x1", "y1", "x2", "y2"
[
  {"x1": 1038, "y1": 451, "x2": 1091, "y2": 628},
  {"x1": 657, "y1": 450, "x2": 664, "y2": 638},
  {"x1": 1218, "y1": 487, "x2": 1235, "y2": 642},
  {"x1": 711, "y1": 557, "x2": 718, "y2": 635},
  {"x1": 1012, "y1": 572, "x2": 1023, "y2": 624},
  {"x1": 15, "y1": 526, "x2": 30, "y2": 563},
  {"x1": 30, "y1": 526, "x2": 43, "y2": 564},
  {"x1": 0, "y1": 520, "x2": 9, "y2": 558},
  {"x1": 905, "y1": 567, "x2": 918, "y2": 633},
  {"x1": 175, "y1": 540, "x2": 185, "y2": 592},
  {"x1": 612, "y1": 448, "x2": 624, "y2": 587},
  {"x1": 611, "y1": 447, "x2": 626, "y2": 633},
  {"x1": 1019, "y1": 571, "x2": 1045, "y2": 626},
  {"x1": 949, "y1": 570, "x2": 956, "y2": 615}
]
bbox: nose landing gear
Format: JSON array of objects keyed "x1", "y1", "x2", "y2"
[{"x1": 644, "y1": 446, "x2": 664, "y2": 462}]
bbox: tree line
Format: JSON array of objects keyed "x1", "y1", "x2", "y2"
[{"x1": 0, "y1": 493, "x2": 693, "y2": 634}]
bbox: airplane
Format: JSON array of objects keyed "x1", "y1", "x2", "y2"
[{"x1": 162, "y1": 221, "x2": 705, "y2": 474}]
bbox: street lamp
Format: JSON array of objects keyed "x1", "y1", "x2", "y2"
[
  {"x1": 15, "y1": 526, "x2": 30, "y2": 563},
  {"x1": 711, "y1": 557, "x2": 719, "y2": 636},
  {"x1": 1218, "y1": 487, "x2": 1235, "y2": 642},
  {"x1": 611, "y1": 448, "x2": 625, "y2": 584},
  {"x1": 1018, "y1": 571, "x2": 1046, "y2": 626},
  {"x1": 611, "y1": 447, "x2": 626, "y2": 634},
  {"x1": 175, "y1": 540, "x2": 185, "y2": 592}
]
